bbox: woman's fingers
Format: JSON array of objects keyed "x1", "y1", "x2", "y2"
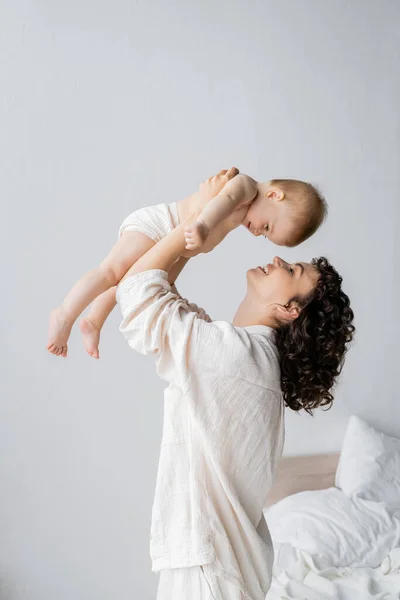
[
  {"x1": 213, "y1": 167, "x2": 239, "y2": 179},
  {"x1": 198, "y1": 167, "x2": 240, "y2": 204},
  {"x1": 226, "y1": 166, "x2": 239, "y2": 179}
]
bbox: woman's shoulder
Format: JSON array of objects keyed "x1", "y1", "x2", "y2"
[{"x1": 196, "y1": 320, "x2": 281, "y2": 390}]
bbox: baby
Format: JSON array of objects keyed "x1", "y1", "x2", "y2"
[{"x1": 47, "y1": 168, "x2": 327, "y2": 358}]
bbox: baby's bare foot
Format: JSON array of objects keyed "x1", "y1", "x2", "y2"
[
  {"x1": 79, "y1": 318, "x2": 100, "y2": 359},
  {"x1": 47, "y1": 306, "x2": 71, "y2": 357}
]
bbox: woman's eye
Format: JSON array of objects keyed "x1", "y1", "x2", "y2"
[
  {"x1": 289, "y1": 267, "x2": 294, "y2": 275},
  {"x1": 264, "y1": 225, "x2": 269, "y2": 231}
]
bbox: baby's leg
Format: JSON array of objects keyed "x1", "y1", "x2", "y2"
[
  {"x1": 79, "y1": 287, "x2": 117, "y2": 359},
  {"x1": 47, "y1": 231, "x2": 155, "y2": 357}
]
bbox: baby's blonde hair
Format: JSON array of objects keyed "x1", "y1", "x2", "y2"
[{"x1": 269, "y1": 179, "x2": 328, "y2": 247}]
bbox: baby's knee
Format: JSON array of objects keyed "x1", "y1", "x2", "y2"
[{"x1": 98, "y1": 263, "x2": 120, "y2": 288}]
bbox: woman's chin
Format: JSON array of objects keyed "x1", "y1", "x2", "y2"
[
  {"x1": 246, "y1": 267, "x2": 258, "y2": 277},
  {"x1": 247, "y1": 267, "x2": 264, "y2": 280}
]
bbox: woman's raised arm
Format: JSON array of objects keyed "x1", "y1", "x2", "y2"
[{"x1": 119, "y1": 167, "x2": 239, "y2": 282}]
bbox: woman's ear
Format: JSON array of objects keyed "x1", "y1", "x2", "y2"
[{"x1": 276, "y1": 301, "x2": 301, "y2": 323}]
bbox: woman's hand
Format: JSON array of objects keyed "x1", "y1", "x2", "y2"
[
  {"x1": 197, "y1": 166, "x2": 239, "y2": 206},
  {"x1": 180, "y1": 167, "x2": 239, "y2": 257}
]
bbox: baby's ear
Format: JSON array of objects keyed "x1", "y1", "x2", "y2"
[{"x1": 266, "y1": 187, "x2": 285, "y2": 202}]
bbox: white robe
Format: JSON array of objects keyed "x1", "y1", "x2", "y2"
[{"x1": 116, "y1": 203, "x2": 285, "y2": 600}]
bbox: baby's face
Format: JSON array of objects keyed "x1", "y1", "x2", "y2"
[{"x1": 243, "y1": 188, "x2": 296, "y2": 247}]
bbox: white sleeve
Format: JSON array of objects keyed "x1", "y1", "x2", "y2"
[
  {"x1": 170, "y1": 282, "x2": 212, "y2": 323},
  {"x1": 116, "y1": 269, "x2": 211, "y2": 387}
]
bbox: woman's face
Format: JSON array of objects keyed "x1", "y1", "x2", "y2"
[{"x1": 247, "y1": 256, "x2": 319, "y2": 310}]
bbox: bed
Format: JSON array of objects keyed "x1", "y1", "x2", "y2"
[
  {"x1": 265, "y1": 451, "x2": 340, "y2": 508},
  {"x1": 263, "y1": 416, "x2": 400, "y2": 599}
]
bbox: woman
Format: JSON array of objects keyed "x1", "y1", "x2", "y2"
[{"x1": 116, "y1": 171, "x2": 355, "y2": 600}]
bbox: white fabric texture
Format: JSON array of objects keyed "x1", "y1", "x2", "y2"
[
  {"x1": 118, "y1": 202, "x2": 180, "y2": 241},
  {"x1": 265, "y1": 487, "x2": 400, "y2": 575},
  {"x1": 263, "y1": 415, "x2": 400, "y2": 599},
  {"x1": 157, "y1": 563, "x2": 245, "y2": 600},
  {"x1": 335, "y1": 415, "x2": 400, "y2": 509},
  {"x1": 116, "y1": 265, "x2": 285, "y2": 600},
  {"x1": 266, "y1": 547, "x2": 400, "y2": 600}
]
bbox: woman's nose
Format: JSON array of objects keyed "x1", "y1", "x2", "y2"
[{"x1": 273, "y1": 256, "x2": 283, "y2": 267}]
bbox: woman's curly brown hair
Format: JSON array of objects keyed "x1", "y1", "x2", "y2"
[{"x1": 275, "y1": 257, "x2": 355, "y2": 415}]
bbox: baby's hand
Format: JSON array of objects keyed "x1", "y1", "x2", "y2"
[{"x1": 184, "y1": 220, "x2": 210, "y2": 250}]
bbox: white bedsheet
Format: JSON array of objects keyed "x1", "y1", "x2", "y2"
[
  {"x1": 265, "y1": 487, "x2": 400, "y2": 572},
  {"x1": 264, "y1": 487, "x2": 400, "y2": 599},
  {"x1": 266, "y1": 547, "x2": 400, "y2": 600},
  {"x1": 264, "y1": 417, "x2": 400, "y2": 598}
]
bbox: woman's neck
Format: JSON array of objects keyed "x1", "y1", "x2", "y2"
[{"x1": 232, "y1": 297, "x2": 277, "y2": 329}]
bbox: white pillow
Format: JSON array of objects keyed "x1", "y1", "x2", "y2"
[
  {"x1": 264, "y1": 487, "x2": 400, "y2": 574},
  {"x1": 335, "y1": 415, "x2": 400, "y2": 509}
]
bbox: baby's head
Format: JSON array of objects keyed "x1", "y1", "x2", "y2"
[{"x1": 244, "y1": 179, "x2": 327, "y2": 247}]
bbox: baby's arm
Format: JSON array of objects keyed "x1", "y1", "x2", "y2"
[{"x1": 184, "y1": 174, "x2": 258, "y2": 250}]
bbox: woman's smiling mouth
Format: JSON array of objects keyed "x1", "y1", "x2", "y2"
[{"x1": 257, "y1": 263, "x2": 274, "y2": 275}]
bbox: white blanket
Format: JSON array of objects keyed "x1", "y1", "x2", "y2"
[
  {"x1": 267, "y1": 547, "x2": 400, "y2": 600},
  {"x1": 265, "y1": 487, "x2": 400, "y2": 572},
  {"x1": 264, "y1": 417, "x2": 400, "y2": 599}
]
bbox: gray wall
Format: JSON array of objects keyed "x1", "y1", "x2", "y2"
[{"x1": 1, "y1": 1, "x2": 399, "y2": 598}]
